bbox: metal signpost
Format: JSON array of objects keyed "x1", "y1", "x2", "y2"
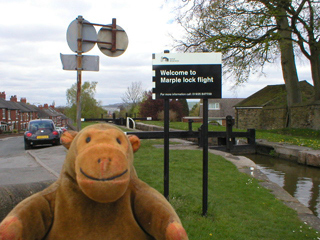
[
  {"x1": 152, "y1": 52, "x2": 222, "y2": 216},
  {"x1": 61, "y1": 16, "x2": 128, "y2": 131}
]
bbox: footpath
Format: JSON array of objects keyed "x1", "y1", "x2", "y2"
[
  {"x1": 0, "y1": 145, "x2": 65, "y2": 220},
  {"x1": 0, "y1": 137, "x2": 320, "y2": 231}
]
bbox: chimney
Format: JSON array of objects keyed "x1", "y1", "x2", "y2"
[
  {"x1": 20, "y1": 98, "x2": 27, "y2": 103},
  {"x1": 38, "y1": 105, "x2": 43, "y2": 109},
  {"x1": 10, "y1": 95, "x2": 18, "y2": 102},
  {"x1": 0, "y1": 92, "x2": 5, "y2": 99},
  {"x1": 44, "y1": 104, "x2": 49, "y2": 109}
]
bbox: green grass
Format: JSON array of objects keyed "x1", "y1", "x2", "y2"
[
  {"x1": 141, "y1": 121, "x2": 320, "y2": 150},
  {"x1": 256, "y1": 129, "x2": 320, "y2": 149},
  {"x1": 79, "y1": 121, "x2": 320, "y2": 238},
  {"x1": 134, "y1": 139, "x2": 320, "y2": 239}
]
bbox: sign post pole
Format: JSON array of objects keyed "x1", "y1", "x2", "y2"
[
  {"x1": 164, "y1": 99, "x2": 170, "y2": 200},
  {"x1": 202, "y1": 99, "x2": 209, "y2": 216},
  {"x1": 62, "y1": 16, "x2": 129, "y2": 132},
  {"x1": 76, "y1": 16, "x2": 83, "y2": 132}
]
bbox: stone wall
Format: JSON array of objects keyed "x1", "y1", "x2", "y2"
[
  {"x1": 236, "y1": 103, "x2": 320, "y2": 130},
  {"x1": 236, "y1": 108, "x2": 262, "y2": 129},
  {"x1": 290, "y1": 104, "x2": 320, "y2": 130},
  {"x1": 260, "y1": 107, "x2": 287, "y2": 129}
]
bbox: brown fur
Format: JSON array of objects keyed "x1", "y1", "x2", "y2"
[{"x1": 0, "y1": 123, "x2": 188, "y2": 240}]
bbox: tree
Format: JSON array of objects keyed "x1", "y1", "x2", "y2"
[
  {"x1": 257, "y1": 0, "x2": 320, "y2": 102},
  {"x1": 190, "y1": 102, "x2": 200, "y2": 116},
  {"x1": 283, "y1": 0, "x2": 320, "y2": 101},
  {"x1": 139, "y1": 91, "x2": 185, "y2": 120},
  {"x1": 178, "y1": 99, "x2": 190, "y2": 116},
  {"x1": 121, "y1": 81, "x2": 144, "y2": 115},
  {"x1": 173, "y1": 0, "x2": 319, "y2": 105},
  {"x1": 66, "y1": 81, "x2": 104, "y2": 122},
  {"x1": 139, "y1": 91, "x2": 164, "y2": 120}
]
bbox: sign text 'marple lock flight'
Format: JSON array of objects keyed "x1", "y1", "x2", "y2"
[{"x1": 160, "y1": 76, "x2": 214, "y2": 84}]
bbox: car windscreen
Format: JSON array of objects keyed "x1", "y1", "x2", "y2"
[{"x1": 29, "y1": 121, "x2": 54, "y2": 132}]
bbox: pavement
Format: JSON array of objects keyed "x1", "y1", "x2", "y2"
[
  {"x1": 1, "y1": 137, "x2": 320, "y2": 231},
  {"x1": 0, "y1": 142, "x2": 67, "y2": 221},
  {"x1": 0, "y1": 145, "x2": 65, "y2": 185}
]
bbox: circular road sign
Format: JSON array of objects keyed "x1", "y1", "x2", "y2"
[
  {"x1": 97, "y1": 25, "x2": 128, "y2": 57},
  {"x1": 66, "y1": 19, "x2": 97, "y2": 53}
]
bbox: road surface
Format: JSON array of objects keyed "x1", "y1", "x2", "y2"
[{"x1": 0, "y1": 136, "x2": 65, "y2": 185}]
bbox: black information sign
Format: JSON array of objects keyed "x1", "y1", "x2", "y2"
[
  {"x1": 152, "y1": 53, "x2": 222, "y2": 99},
  {"x1": 152, "y1": 52, "x2": 222, "y2": 216}
]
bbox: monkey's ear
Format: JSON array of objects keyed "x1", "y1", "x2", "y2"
[
  {"x1": 60, "y1": 130, "x2": 78, "y2": 149},
  {"x1": 127, "y1": 135, "x2": 140, "y2": 153}
]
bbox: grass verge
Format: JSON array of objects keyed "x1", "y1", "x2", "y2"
[
  {"x1": 79, "y1": 122, "x2": 320, "y2": 238},
  {"x1": 134, "y1": 139, "x2": 320, "y2": 239}
]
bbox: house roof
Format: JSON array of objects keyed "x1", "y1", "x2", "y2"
[
  {"x1": 234, "y1": 80, "x2": 314, "y2": 108},
  {"x1": 11, "y1": 102, "x2": 30, "y2": 112},
  {"x1": 209, "y1": 98, "x2": 245, "y2": 106},
  {"x1": 19, "y1": 102, "x2": 38, "y2": 112},
  {"x1": 0, "y1": 98, "x2": 37, "y2": 112},
  {"x1": 208, "y1": 98, "x2": 245, "y2": 117},
  {"x1": 37, "y1": 107, "x2": 65, "y2": 119},
  {"x1": 0, "y1": 98, "x2": 20, "y2": 110},
  {"x1": 0, "y1": 99, "x2": 8, "y2": 108},
  {"x1": 0, "y1": 99, "x2": 67, "y2": 119}
]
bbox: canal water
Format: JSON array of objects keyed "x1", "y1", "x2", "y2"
[{"x1": 245, "y1": 154, "x2": 320, "y2": 218}]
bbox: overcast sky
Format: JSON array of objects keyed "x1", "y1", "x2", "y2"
[{"x1": 0, "y1": 0, "x2": 313, "y2": 107}]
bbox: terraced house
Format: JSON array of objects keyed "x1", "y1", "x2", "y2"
[{"x1": 0, "y1": 92, "x2": 69, "y2": 133}]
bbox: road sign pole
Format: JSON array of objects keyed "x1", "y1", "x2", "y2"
[
  {"x1": 76, "y1": 16, "x2": 84, "y2": 132},
  {"x1": 63, "y1": 16, "x2": 128, "y2": 132}
]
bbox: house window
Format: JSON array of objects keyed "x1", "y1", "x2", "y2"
[
  {"x1": 2, "y1": 109, "x2": 5, "y2": 119},
  {"x1": 209, "y1": 103, "x2": 220, "y2": 110},
  {"x1": 8, "y1": 110, "x2": 11, "y2": 120}
]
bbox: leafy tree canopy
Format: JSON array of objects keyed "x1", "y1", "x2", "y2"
[{"x1": 66, "y1": 81, "x2": 104, "y2": 122}]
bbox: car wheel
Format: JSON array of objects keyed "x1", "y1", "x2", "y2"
[
  {"x1": 24, "y1": 141, "x2": 31, "y2": 150},
  {"x1": 53, "y1": 139, "x2": 61, "y2": 146}
]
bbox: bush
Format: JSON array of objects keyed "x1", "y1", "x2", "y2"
[
  {"x1": 139, "y1": 91, "x2": 185, "y2": 120},
  {"x1": 157, "y1": 110, "x2": 178, "y2": 122}
]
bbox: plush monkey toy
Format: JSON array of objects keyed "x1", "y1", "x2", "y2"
[{"x1": 0, "y1": 123, "x2": 188, "y2": 240}]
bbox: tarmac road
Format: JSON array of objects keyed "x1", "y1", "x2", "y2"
[
  {"x1": 0, "y1": 136, "x2": 66, "y2": 185},
  {"x1": 0, "y1": 135, "x2": 25, "y2": 157}
]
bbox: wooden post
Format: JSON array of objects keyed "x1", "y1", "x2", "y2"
[{"x1": 76, "y1": 16, "x2": 83, "y2": 132}]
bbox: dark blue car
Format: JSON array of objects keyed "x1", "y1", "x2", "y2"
[{"x1": 24, "y1": 119, "x2": 60, "y2": 150}]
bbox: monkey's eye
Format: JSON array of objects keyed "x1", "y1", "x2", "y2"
[
  {"x1": 86, "y1": 137, "x2": 91, "y2": 143},
  {"x1": 116, "y1": 138, "x2": 121, "y2": 144}
]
